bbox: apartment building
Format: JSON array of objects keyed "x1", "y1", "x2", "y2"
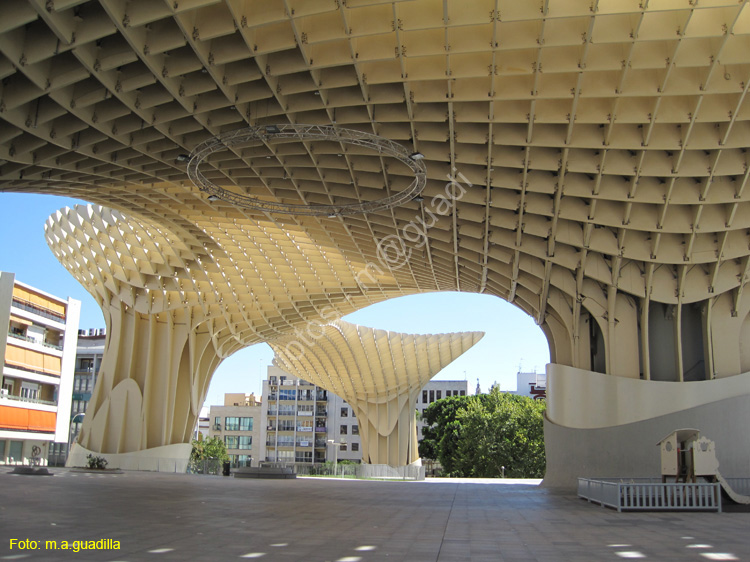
[
  {"x1": 0, "y1": 272, "x2": 80, "y2": 466},
  {"x1": 261, "y1": 365, "x2": 330, "y2": 465},
  {"x1": 327, "y1": 392, "x2": 362, "y2": 462},
  {"x1": 208, "y1": 393, "x2": 262, "y2": 467},
  {"x1": 70, "y1": 329, "x2": 106, "y2": 446}
]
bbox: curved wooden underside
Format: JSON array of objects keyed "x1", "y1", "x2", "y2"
[{"x1": 3, "y1": 1, "x2": 750, "y2": 461}]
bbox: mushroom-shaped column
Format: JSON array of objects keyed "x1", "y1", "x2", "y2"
[
  {"x1": 45, "y1": 205, "x2": 408, "y2": 470},
  {"x1": 269, "y1": 320, "x2": 484, "y2": 466},
  {"x1": 45, "y1": 205, "x2": 226, "y2": 469}
]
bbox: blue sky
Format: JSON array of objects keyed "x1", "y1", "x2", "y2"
[{"x1": 0, "y1": 193, "x2": 550, "y2": 405}]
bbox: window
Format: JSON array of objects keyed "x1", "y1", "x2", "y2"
[
  {"x1": 340, "y1": 444, "x2": 347, "y2": 452},
  {"x1": 340, "y1": 407, "x2": 348, "y2": 417},
  {"x1": 340, "y1": 425, "x2": 347, "y2": 435},
  {"x1": 225, "y1": 435, "x2": 239, "y2": 449},
  {"x1": 422, "y1": 390, "x2": 427, "y2": 403},
  {"x1": 436, "y1": 390, "x2": 442, "y2": 400},
  {"x1": 277, "y1": 435, "x2": 294, "y2": 446},
  {"x1": 79, "y1": 358, "x2": 93, "y2": 371},
  {"x1": 279, "y1": 420, "x2": 295, "y2": 431},
  {"x1": 297, "y1": 420, "x2": 313, "y2": 432},
  {"x1": 460, "y1": 390, "x2": 466, "y2": 396},
  {"x1": 352, "y1": 443, "x2": 359, "y2": 452},
  {"x1": 20, "y1": 382, "x2": 39, "y2": 400},
  {"x1": 279, "y1": 389, "x2": 296, "y2": 400},
  {"x1": 277, "y1": 450, "x2": 294, "y2": 461},
  {"x1": 71, "y1": 399, "x2": 87, "y2": 415},
  {"x1": 225, "y1": 417, "x2": 251, "y2": 431},
  {"x1": 295, "y1": 451, "x2": 312, "y2": 462},
  {"x1": 352, "y1": 425, "x2": 359, "y2": 435},
  {"x1": 8, "y1": 441, "x2": 22, "y2": 462},
  {"x1": 445, "y1": 390, "x2": 451, "y2": 397},
  {"x1": 429, "y1": 390, "x2": 434, "y2": 403},
  {"x1": 238, "y1": 436, "x2": 252, "y2": 450}
]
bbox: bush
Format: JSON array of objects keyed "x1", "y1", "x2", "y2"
[{"x1": 86, "y1": 454, "x2": 108, "y2": 470}]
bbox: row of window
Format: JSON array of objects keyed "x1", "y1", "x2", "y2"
[
  {"x1": 421, "y1": 389, "x2": 466, "y2": 404},
  {"x1": 339, "y1": 425, "x2": 358, "y2": 435},
  {"x1": 73, "y1": 375, "x2": 94, "y2": 393},
  {"x1": 214, "y1": 416, "x2": 253, "y2": 431},
  {"x1": 225, "y1": 435, "x2": 252, "y2": 450}
]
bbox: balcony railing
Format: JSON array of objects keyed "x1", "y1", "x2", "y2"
[
  {"x1": 8, "y1": 332, "x2": 63, "y2": 351},
  {"x1": 0, "y1": 393, "x2": 56, "y2": 407},
  {"x1": 12, "y1": 297, "x2": 65, "y2": 323}
]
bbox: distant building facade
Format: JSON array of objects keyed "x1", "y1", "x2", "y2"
[
  {"x1": 208, "y1": 393, "x2": 262, "y2": 467},
  {"x1": 511, "y1": 372, "x2": 547, "y2": 400},
  {"x1": 0, "y1": 272, "x2": 80, "y2": 466},
  {"x1": 70, "y1": 329, "x2": 106, "y2": 453},
  {"x1": 415, "y1": 380, "x2": 469, "y2": 443},
  {"x1": 261, "y1": 366, "x2": 330, "y2": 465}
]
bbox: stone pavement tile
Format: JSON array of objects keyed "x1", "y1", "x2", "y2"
[{"x1": 0, "y1": 472, "x2": 748, "y2": 562}]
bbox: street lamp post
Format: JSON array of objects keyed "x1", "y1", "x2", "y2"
[{"x1": 328, "y1": 439, "x2": 347, "y2": 477}]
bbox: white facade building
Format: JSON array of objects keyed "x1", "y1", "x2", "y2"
[
  {"x1": 511, "y1": 372, "x2": 547, "y2": 401},
  {"x1": 415, "y1": 380, "x2": 469, "y2": 442},
  {"x1": 0, "y1": 272, "x2": 80, "y2": 466}
]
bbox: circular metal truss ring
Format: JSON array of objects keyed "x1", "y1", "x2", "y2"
[{"x1": 187, "y1": 124, "x2": 427, "y2": 216}]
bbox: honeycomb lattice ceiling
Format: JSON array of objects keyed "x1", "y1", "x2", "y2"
[{"x1": 5, "y1": 0, "x2": 750, "y2": 344}]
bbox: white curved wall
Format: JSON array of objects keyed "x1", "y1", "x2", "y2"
[
  {"x1": 547, "y1": 364, "x2": 750, "y2": 429},
  {"x1": 543, "y1": 364, "x2": 750, "y2": 489}
]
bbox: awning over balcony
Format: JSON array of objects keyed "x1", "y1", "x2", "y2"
[{"x1": 0, "y1": 405, "x2": 56, "y2": 433}]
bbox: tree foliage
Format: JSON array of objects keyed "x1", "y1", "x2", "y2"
[
  {"x1": 419, "y1": 388, "x2": 546, "y2": 478},
  {"x1": 190, "y1": 436, "x2": 229, "y2": 462}
]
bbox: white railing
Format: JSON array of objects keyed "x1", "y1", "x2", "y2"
[{"x1": 578, "y1": 478, "x2": 721, "y2": 512}]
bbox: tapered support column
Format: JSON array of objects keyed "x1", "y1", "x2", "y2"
[
  {"x1": 75, "y1": 305, "x2": 220, "y2": 456},
  {"x1": 353, "y1": 389, "x2": 421, "y2": 466}
]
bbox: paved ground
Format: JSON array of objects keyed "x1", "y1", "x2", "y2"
[{"x1": 0, "y1": 469, "x2": 748, "y2": 562}]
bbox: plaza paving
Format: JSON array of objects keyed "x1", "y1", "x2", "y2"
[{"x1": 0, "y1": 469, "x2": 747, "y2": 562}]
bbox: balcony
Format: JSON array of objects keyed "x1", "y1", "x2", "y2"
[
  {"x1": 0, "y1": 393, "x2": 56, "y2": 407},
  {"x1": 8, "y1": 332, "x2": 63, "y2": 351},
  {"x1": 315, "y1": 427, "x2": 327, "y2": 433},
  {"x1": 11, "y1": 297, "x2": 65, "y2": 323}
]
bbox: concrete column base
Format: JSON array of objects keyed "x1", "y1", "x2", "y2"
[{"x1": 66, "y1": 442, "x2": 192, "y2": 473}]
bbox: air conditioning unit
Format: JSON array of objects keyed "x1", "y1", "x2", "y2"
[{"x1": 0, "y1": 388, "x2": 8, "y2": 396}]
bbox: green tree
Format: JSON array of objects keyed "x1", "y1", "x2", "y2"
[
  {"x1": 456, "y1": 390, "x2": 546, "y2": 478},
  {"x1": 419, "y1": 388, "x2": 546, "y2": 478},
  {"x1": 190, "y1": 436, "x2": 229, "y2": 462}
]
